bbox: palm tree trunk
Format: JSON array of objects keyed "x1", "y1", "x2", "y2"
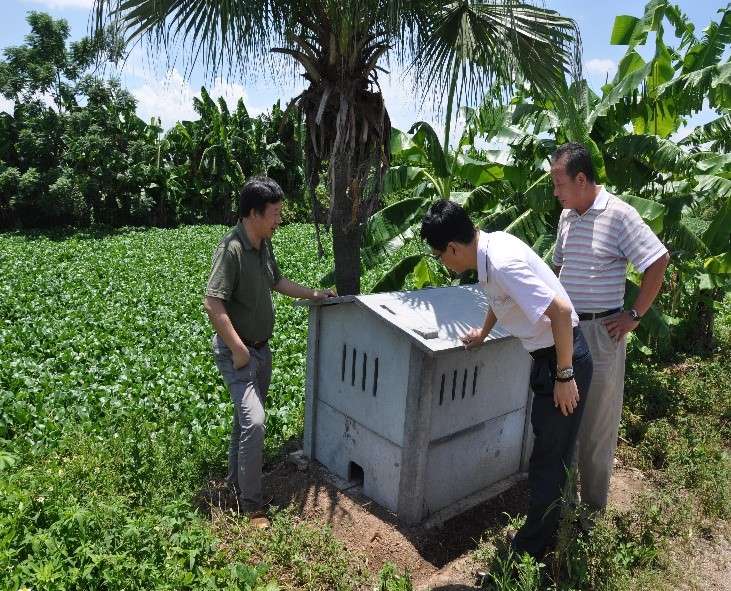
[{"x1": 330, "y1": 157, "x2": 362, "y2": 296}]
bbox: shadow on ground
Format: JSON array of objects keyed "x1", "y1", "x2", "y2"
[{"x1": 197, "y1": 459, "x2": 530, "y2": 585}]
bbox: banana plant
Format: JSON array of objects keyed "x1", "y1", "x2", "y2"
[{"x1": 363, "y1": 110, "x2": 559, "y2": 292}]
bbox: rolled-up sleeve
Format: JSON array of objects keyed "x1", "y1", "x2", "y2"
[
  {"x1": 206, "y1": 247, "x2": 238, "y2": 300},
  {"x1": 496, "y1": 260, "x2": 556, "y2": 325}
]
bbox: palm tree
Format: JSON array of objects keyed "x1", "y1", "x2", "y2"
[{"x1": 93, "y1": 0, "x2": 582, "y2": 294}]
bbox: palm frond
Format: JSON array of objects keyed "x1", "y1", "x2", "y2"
[
  {"x1": 93, "y1": 0, "x2": 278, "y2": 79},
  {"x1": 410, "y1": 1, "x2": 581, "y2": 121}
]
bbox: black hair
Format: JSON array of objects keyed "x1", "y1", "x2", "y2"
[
  {"x1": 239, "y1": 176, "x2": 284, "y2": 218},
  {"x1": 551, "y1": 142, "x2": 597, "y2": 184},
  {"x1": 420, "y1": 200, "x2": 476, "y2": 252}
]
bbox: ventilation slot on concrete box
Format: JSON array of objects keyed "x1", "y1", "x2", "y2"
[
  {"x1": 373, "y1": 358, "x2": 379, "y2": 397},
  {"x1": 341, "y1": 345, "x2": 346, "y2": 381}
]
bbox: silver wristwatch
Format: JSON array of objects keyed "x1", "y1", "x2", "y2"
[
  {"x1": 556, "y1": 366, "x2": 574, "y2": 382},
  {"x1": 629, "y1": 308, "x2": 641, "y2": 322}
]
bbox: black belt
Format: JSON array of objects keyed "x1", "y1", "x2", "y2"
[
  {"x1": 530, "y1": 326, "x2": 581, "y2": 360},
  {"x1": 244, "y1": 339, "x2": 269, "y2": 349},
  {"x1": 577, "y1": 307, "x2": 622, "y2": 321}
]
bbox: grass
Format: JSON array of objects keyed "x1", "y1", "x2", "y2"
[
  {"x1": 471, "y1": 293, "x2": 731, "y2": 590},
  {"x1": 0, "y1": 223, "x2": 403, "y2": 590},
  {"x1": 1, "y1": 225, "x2": 728, "y2": 590}
]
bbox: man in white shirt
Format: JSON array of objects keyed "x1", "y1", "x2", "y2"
[
  {"x1": 551, "y1": 143, "x2": 669, "y2": 514},
  {"x1": 421, "y1": 200, "x2": 593, "y2": 561}
]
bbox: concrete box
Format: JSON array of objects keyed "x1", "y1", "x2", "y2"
[{"x1": 300, "y1": 285, "x2": 534, "y2": 525}]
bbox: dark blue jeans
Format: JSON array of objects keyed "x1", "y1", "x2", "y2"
[{"x1": 512, "y1": 327, "x2": 593, "y2": 560}]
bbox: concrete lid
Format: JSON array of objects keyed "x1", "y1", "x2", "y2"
[{"x1": 297, "y1": 285, "x2": 514, "y2": 355}]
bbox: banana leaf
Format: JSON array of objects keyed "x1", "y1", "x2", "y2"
[
  {"x1": 462, "y1": 185, "x2": 500, "y2": 216},
  {"x1": 532, "y1": 233, "x2": 556, "y2": 259},
  {"x1": 408, "y1": 121, "x2": 450, "y2": 178},
  {"x1": 682, "y1": 6, "x2": 731, "y2": 73},
  {"x1": 680, "y1": 113, "x2": 731, "y2": 151},
  {"x1": 606, "y1": 134, "x2": 691, "y2": 172},
  {"x1": 701, "y1": 197, "x2": 731, "y2": 254},
  {"x1": 504, "y1": 208, "x2": 549, "y2": 245},
  {"x1": 665, "y1": 220, "x2": 709, "y2": 258},
  {"x1": 453, "y1": 155, "x2": 504, "y2": 186},
  {"x1": 695, "y1": 174, "x2": 731, "y2": 200},
  {"x1": 371, "y1": 254, "x2": 425, "y2": 293},
  {"x1": 610, "y1": 0, "x2": 667, "y2": 47},
  {"x1": 361, "y1": 196, "x2": 431, "y2": 266},
  {"x1": 618, "y1": 194, "x2": 666, "y2": 233},
  {"x1": 624, "y1": 278, "x2": 672, "y2": 349},
  {"x1": 480, "y1": 204, "x2": 520, "y2": 232},
  {"x1": 412, "y1": 257, "x2": 443, "y2": 289},
  {"x1": 390, "y1": 128, "x2": 420, "y2": 159},
  {"x1": 383, "y1": 166, "x2": 428, "y2": 194},
  {"x1": 704, "y1": 251, "x2": 731, "y2": 274}
]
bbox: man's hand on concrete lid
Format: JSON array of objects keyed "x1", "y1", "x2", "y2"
[
  {"x1": 310, "y1": 288, "x2": 337, "y2": 301},
  {"x1": 461, "y1": 326, "x2": 487, "y2": 349}
]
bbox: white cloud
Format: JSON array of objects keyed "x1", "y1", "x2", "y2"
[
  {"x1": 585, "y1": 58, "x2": 617, "y2": 78},
  {"x1": 130, "y1": 68, "x2": 268, "y2": 128},
  {"x1": 21, "y1": 0, "x2": 94, "y2": 9}
]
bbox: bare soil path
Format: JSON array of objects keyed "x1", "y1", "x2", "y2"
[{"x1": 198, "y1": 453, "x2": 719, "y2": 590}]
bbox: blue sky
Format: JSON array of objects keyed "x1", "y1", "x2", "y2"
[{"x1": 0, "y1": 0, "x2": 725, "y2": 138}]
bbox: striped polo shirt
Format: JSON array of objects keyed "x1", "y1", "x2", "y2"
[{"x1": 553, "y1": 188, "x2": 668, "y2": 313}]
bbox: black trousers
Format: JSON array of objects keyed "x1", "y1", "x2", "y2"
[{"x1": 512, "y1": 327, "x2": 593, "y2": 560}]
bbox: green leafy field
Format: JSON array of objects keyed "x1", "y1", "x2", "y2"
[
  {"x1": 0, "y1": 224, "x2": 374, "y2": 590},
  {"x1": 2, "y1": 225, "x2": 728, "y2": 591}
]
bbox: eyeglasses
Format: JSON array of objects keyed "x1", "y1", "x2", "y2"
[{"x1": 428, "y1": 244, "x2": 453, "y2": 261}]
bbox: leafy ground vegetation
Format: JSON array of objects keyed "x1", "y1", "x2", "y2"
[
  {"x1": 1, "y1": 225, "x2": 728, "y2": 590},
  {"x1": 472, "y1": 298, "x2": 731, "y2": 591},
  {"x1": 0, "y1": 224, "x2": 382, "y2": 590}
]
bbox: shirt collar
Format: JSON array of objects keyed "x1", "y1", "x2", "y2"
[
  {"x1": 235, "y1": 221, "x2": 255, "y2": 251},
  {"x1": 477, "y1": 230, "x2": 490, "y2": 284},
  {"x1": 590, "y1": 186, "x2": 610, "y2": 211},
  {"x1": 566, "y1": 186, "x2": 610, "y2": 218}
]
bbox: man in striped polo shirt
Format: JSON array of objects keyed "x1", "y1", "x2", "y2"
[{"x1": 551, "y1": 143, "x2": 669, "y2": 515}]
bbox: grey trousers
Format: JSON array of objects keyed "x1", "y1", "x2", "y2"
[
  {"x1": 575, "y1": 314, "x2": 627, "y2": 510},
  {"x1": 212, "y1": 334, "x2": 272, "y2": 506}
]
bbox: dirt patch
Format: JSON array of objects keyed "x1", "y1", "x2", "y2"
[
  {"x1": 263, "y1": 460, "x2": 529, "y2": 587},
  {"x1": 198, "y1": 459, "x2": 528, "y2": 588},
  {"x1": 607, "y1": 463, "x2": 651, "y2": 510},
  {"x1": 668, "y1": 523, "x2": 731, "y2": 591},
  {"x1": 198, "y1": 458, "x2": 722, "y2": 590}
]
